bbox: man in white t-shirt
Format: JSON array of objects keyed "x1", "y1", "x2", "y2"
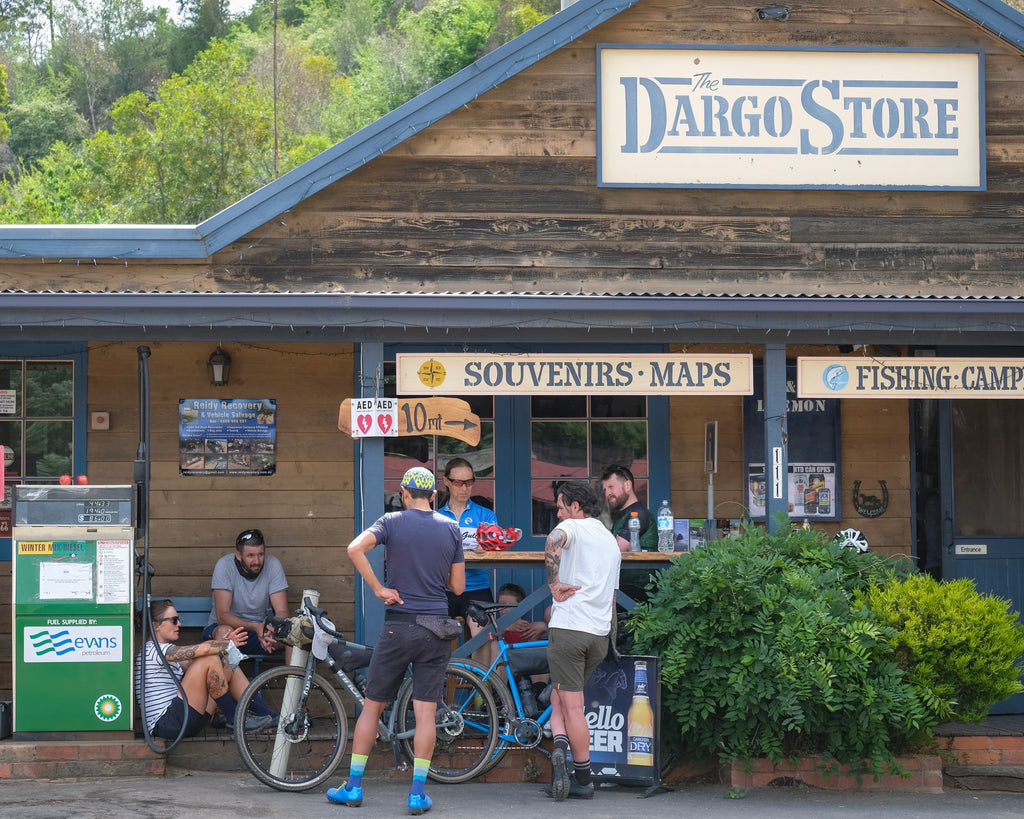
[
  {"x1": 544, "y1": 481, "x2": 621, "y2": 801},
  {"x1": 202, "y1": 528, "x2": 289, "y2": 658}
]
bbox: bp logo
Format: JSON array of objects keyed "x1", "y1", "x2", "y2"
[
  {"x1": 95, "y1": 694, "x2": 122, "y2": 722},
  {"x1": 822, "y1": 364, "x2": 850, "y2": 392}
]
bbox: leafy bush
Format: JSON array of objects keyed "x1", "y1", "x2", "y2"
[
  {"x1": 859, "y1": 574, "x2": 1024, "y2": 723},
  {"x1": 628, "y1": 519, "x2": 927, "y2": 776}
]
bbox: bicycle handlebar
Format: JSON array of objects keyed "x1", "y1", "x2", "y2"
[{"x1": 303, "y1": 596, "x2": 346, "y2": 640}]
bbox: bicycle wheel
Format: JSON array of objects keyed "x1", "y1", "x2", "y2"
[
  {"x1": 235, "y1": 665, "x2": 349, "y2": 792},
  {"x1": 394, "y1": 663, "x2": 500, "y2": 784}
]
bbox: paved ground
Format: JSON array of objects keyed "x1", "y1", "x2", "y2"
[{"x1": 2, "y1": 767, "x2": 1024, "y2": 818}]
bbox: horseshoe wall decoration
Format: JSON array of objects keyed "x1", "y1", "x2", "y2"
[{"x1": 852, "y1": 479, "x2": 888, "y2": 518}]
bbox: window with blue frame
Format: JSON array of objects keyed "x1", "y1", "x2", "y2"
[
  {"x1": 529, "y1": 394, "x2": 649, "y2": 537},
  {"x1": 0, "y1": 345, "x2": 87, "y2": 560}
]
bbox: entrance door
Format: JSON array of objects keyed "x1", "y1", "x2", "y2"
[{"x1": 940, "y1": 398, "x2": 1024, "y2": 714}]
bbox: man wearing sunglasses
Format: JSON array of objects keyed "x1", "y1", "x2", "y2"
[{"x1": 202, "y1": 528, "x2": 290, "y2": 658}]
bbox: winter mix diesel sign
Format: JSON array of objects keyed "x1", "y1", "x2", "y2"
[
  {"x1": 396, "y1": 353, "x2": 753, "y2": 395},
  {"x1": 597, "y1": 46, "x2": 984, "y2": 189}
]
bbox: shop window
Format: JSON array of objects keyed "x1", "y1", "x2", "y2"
[
  {"x1": 530, "y1": 396, "x2": 648, "y2": 536},
  {"x1": 381, "y1": 362, "x2": 494, "y2": 512},
  {"x1": 953, "y1": 400, "x2": 1024, "y2": 536},
  {"x1": 0, "y1": 359, "x2": 77, "y2": 548}
]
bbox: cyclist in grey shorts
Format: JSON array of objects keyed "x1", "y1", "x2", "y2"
[{"x1": 326, "y1": 466, "x2": 464, "y2": 816}]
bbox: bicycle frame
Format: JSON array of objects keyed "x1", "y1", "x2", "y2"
[
  {"x1": 451, "y1": 603, "x2": 554, "y2": 750},
  {"x1": 278, "y1": 626, "x2": 419, "y2": 770}
]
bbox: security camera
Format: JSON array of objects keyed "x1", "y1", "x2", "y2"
[{"x1": 756, "y1": 5, "x2": 789, "y2": 20}]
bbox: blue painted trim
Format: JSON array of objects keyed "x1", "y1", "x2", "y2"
[
  {"x1": 354, "y1": 342, "x2": 386, "y2": 645},
  {"x1": 944, "y1": 0, "x2": 1024, "y2": 49}
]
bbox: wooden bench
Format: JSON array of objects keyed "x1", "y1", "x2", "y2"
[{"x1": 136, "y1": 596, "x2": 280, "y2": 676}]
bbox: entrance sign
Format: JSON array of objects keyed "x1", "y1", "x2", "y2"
[
  {"x1": 798, "y1": 357, "x2": 1024, "y2": 398},
  {"x1": 598, "y1": 46, "x2": 984, "y2": 190},
  {"x1": 396, "y1": 353, "x2": 753, "y2": 396},
  {"x1": 338, "y1": 397, "x2": 481, "y2": 445}
]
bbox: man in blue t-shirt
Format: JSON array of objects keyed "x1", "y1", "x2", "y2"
[{"x1": 326, "y1": 466, "x2": 464, "y2": 815}]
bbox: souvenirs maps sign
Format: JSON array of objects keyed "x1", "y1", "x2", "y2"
[{"x1": 396, "y1": 353, "x2": 753, "y2": 396}]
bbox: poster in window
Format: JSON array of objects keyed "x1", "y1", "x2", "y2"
[
  {"x1": 744, "y1": 362, "x2": 840, "y2": 520},
  {"x1": 179, "y1": 399, "x2": 276, "y2": 476}
]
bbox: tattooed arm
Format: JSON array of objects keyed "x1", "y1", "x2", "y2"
[
  {"x1": 545, "y1": 527, "x2": 580, "y2": 602},
  {"x1": 163, "y1": 626, "x2": 245, "y2": 670}
]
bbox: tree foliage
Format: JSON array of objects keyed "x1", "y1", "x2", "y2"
[
  {"x1": 859, "y1": 574, "x2": 1024, "y2": 723},
  {"x1": 0, "y1": 0, "x2": 555, "y2": 223},
  {"x1": 7, "y1": 93, "x2": 88, "y2": 166},
  {"x1": 87, "y1": 38, "x2": 273, "y2": 223},
  {"x1": 0, "y1": 64, "x2": 10, "y2": 144}
]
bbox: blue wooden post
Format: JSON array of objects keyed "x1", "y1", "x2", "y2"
[
  {"x1": 763, "y1": 344, "x2": 789, "y2": 531},
  {"x1": 354, "y1": 342, "x2": 386, "y2": 644}
]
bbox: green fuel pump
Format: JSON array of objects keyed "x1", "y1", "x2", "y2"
[{"x1": 12, "y1": 485, "x2": 135, "y2": 734}]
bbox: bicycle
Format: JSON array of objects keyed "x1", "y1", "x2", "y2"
[
  {"x1": 451, "y1": 600, "x2": 556, "y2": 776},
  {"x1": 233, "y1": 596, "x2": 501, "y2": 791}
]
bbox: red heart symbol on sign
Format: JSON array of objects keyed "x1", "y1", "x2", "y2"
[
  {"x1": 377, "y1": 414, "x2": 393, "y2": 434},
  {"x1": 356, "y1": 414, "x2": 372, "y2": 434}
]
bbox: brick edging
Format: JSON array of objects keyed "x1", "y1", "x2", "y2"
[
  {"x1": 936, "y1": 735, "x2": 1024, "y2": 766},
  {"x1": 727, "y1": 755, "x2": 944, "y2": 791}
]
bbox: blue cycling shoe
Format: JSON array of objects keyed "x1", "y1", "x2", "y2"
[
  {"x1": 326, "y1": 782, "x2": 363, "y2": 806},
  {"x1": 407, "y1": 792, "x2": 432, "y2": 815}
]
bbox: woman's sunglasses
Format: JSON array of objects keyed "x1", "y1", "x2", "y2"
[{"x1": 154, "y1": 615, "x2": 180, "y2": 625}]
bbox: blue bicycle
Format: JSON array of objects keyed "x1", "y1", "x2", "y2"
[{"x1": 451, "y1": 601, "x2": 555, "y2": 775}]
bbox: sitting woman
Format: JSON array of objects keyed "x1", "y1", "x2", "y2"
[{"x1": 137, "y1": 598, "x2": 273, "y2": 738}]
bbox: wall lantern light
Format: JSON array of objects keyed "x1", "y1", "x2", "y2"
[
  {"x1": 756, "y1": 5, "x2": 789, "y2": 20},
  {"x1": 207, "y1": 346, "x2": 232, "y2": 386}
]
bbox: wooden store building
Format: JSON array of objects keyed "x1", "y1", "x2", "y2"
[{"x1": 3, "y1": 0, "x2": 1024, "y2": 718}]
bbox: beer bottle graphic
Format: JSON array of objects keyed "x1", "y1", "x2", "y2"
[{"x1": 626, "y1": 660, "x2": 655, "y2": 766}]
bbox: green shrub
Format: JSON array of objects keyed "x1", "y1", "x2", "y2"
[
  {"x1": 628, "y1": 519, "x2": 927, "y2": 776},
  {"x1": 859, "y1": 574, "x2": 1024, "y2": 723}
]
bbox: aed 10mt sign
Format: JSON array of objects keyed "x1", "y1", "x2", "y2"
[{"x1": 598, "y1": 45, "x2": 983, "y2": 190}]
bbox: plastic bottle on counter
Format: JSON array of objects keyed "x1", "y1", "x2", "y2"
[
  {"x1": 657, "y1": 500, "x2": 674, "y2": 552},
  {"x1": 628, "y1": 511, "x2": 641, "y2": 552}
]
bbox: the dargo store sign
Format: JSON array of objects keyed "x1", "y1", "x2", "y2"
[
  {"x1": 396, "y1": 354, "x2": 753, "y2": 395},
  {"x1": 598, "y1": 46, "x2": 984, "y2": 190}
]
